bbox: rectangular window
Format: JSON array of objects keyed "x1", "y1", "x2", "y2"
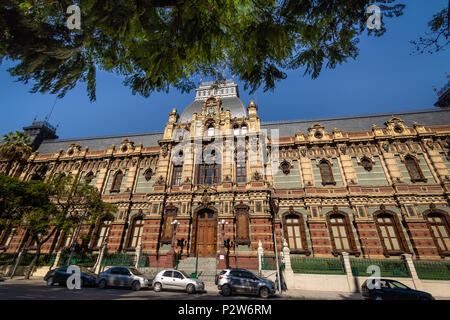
[
  {"x1": 237, "y1": 163, "x2": 246, "y2": 184},
  {"x1": 172, "y1": 166, "x2": 183, "y2": 186},
  {"x1": 197, "y1": 164, "x2": 219, "y2": 185}
]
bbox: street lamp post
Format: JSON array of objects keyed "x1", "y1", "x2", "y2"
[{"x1": 219, "y1": 219, "x2": 228, "y2": 256}]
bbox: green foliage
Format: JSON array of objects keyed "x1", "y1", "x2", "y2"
[
  {"x1": 0, "y1": 0, "x2": 405, "y2": 101},
  {"x1": 411, "y1": 7, "x2": 449, "y2": 54},
  {"x1": 0, "y1": 131, "x2": 32, "y2": 162}
]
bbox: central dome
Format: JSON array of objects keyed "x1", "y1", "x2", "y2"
[{"x1": 178, "y1": 79, "x2": 247, "y2": 122}]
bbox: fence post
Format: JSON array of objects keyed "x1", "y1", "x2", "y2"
[
  {"x1": 135, "y1": 238, "x2": 142, "y2": 269},
  {"x1": 401, "y1": 253, "x2": 423, "y2": 291},
  {"x1": 51, "y1": 249, "x2": 63, "y2": 269},
  {"x1": 257, "y1": 240, "x2": 264, "y2": 275},
  {"x1": 341, "y1": 252, "x2": 357, "y2": 293},
  {"x1": 282, "y1": 239, "x2": 294, "y2": 288}
]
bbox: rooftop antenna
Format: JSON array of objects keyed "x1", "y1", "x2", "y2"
[{"x1": 44, "y1": 97, "x2": 58, "y2": 122}]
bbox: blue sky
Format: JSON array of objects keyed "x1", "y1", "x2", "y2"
[{"x1": 0, "y1": 1, "x2": 449, "y2": 140}]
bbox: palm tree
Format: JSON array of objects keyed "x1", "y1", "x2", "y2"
[{"x1": 0, "y1": 131, "x2": 33, "y2": 176}]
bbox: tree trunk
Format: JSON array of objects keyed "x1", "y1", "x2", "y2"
[{"x1": 24, "y1": 242, "x2": 41, "y2": 280}]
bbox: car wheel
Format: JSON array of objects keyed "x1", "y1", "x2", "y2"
[
  {"x1": 186, "y1": 284, "x2": 195, "y2": 294},
  {"x1": 374, "y1": 295, "x2": 383, "y2": 301},
  {"x1": 153, "y1": 282, "x2": 162, "y2": 292},
  {"x1": 259, "y1": 287, "x2": 270, "y2": 299},
  {"x1": 46, "y1": 277, "x2": 54, "y2": 286},
  {"x1": 132, "y1": 281, "x2": 141, "y2": 291},
  {"x1": 98, "y1": 279, "x2": 107, "y2": 289},
  {"x1": 221, "y1": 284, "x2": 231, "y2": 297}
]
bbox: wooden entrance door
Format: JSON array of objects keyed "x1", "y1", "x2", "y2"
[{"x1": 195, "y1": 210, "x2": 217, "y2": 257}]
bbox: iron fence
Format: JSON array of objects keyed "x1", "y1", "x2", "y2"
[
  {"x1": 0, "y1": 253, "x2": 56, "y2": 266},
  {"x1": 0, "y1": 254, "x2": 17, "y2": 266},
  {"x1": 413, "y1": 261, "x2": 450, "y2": 281},
  {"x1": 59, "y1": 251, "x2": 98, "y2": 267},
  {"x1": 261, "y1": 255, "x2": 284, "y2": 271},
  {"x1": 350, "y1": 258, "x2": 410, "y2": 278},
  {"x1": 290, "y1": 256, "x2": 346, "y2": 275},
  {"x1": 137, "y1": 254, "x2": 149, "y2": 267},
  {"x1": 101, "y1": 252, "x2": 134, "y2": 267}
]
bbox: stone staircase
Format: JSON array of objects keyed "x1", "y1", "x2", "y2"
[{"x1": 176, "y1": 257, "x2": 218, "y2": 282}]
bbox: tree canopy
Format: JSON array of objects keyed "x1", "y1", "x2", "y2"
[{"x1": 0, "y1": 0, "x2": 407, "y2": 101}]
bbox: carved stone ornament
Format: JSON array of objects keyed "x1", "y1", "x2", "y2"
[
  {"x1": 381, "y1": 143, "x2": 389, "y2": 152},
  {"x1": 426, "y1": 140, "x2": 434, "y2": 150},
  {"x1": 300, "y1": 148, "x2": 307, "y2": 157},
  {"x1": 252, "y1": 171, "x2": 262, "y2": 181},
  {"x1": 280, "y1": 159, "x2": 291, "y2": 175},
  {"x1": 339, "y1": 145, "x2": 347, "y2": 154},
  {"x1": 144, "y1": 168, "x2": 153, "y2": 181},
  {"x1": 161, "y1": 145, "x2": 169, "y2": 158},
  {"x1": 359, "y1": 156, "x2": 374, "y2": 172},
  {"x1": 155, "y1": 175, "x2": 165, "y2": 186},
  {"x1": 200, "y1": 189, "x2": 211, "y2": 207}
]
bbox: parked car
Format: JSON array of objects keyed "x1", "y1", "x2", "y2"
[
  {"x1": 152, "y1": 269, "x2": 205, "y2": 294},
  {"x1": 361, "y1": 278, "x2": 434, "y2": 300},
  {"x1": 44, "y1": 266, "x2": 97, "y2": 287},
  {"x1": 97, "y1": 267, "x2": 150, "y2": 291},
  {"x1": 215, "y1": 268, "x2": 276, "y2": 298}
]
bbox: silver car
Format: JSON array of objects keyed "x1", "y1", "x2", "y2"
[
  {"x1": 215, "y1": 269, "x2": 276, "y2": 298},
  {"x1": 152, "y1": 269, "x2": 204, "y2": 294},
  {"x1": 97, "y1": 267, "x2": 150, "y2": 291}
]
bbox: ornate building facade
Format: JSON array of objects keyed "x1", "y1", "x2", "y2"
[{"x1": 1, "y1": 79, "x2": 450, "y2": 269}]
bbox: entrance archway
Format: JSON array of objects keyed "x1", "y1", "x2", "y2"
[{"x1": 193, "y1": 208, "x2": 217, "y2": 257}]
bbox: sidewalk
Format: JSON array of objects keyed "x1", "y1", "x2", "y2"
[{"x1": 202, "y1": 282, "x2": 363, "y2": 300}]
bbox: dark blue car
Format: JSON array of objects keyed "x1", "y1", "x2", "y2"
[
  {"x1": 361, "y1": 278, "x2": 434, "y2": 300},
  {"x1": 44, "y1": 266, "x2": 97, "y2": 287}
]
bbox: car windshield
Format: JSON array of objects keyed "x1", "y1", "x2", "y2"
[{"x1": 128, "y1": 268, "x2": 142, "y2": 275}]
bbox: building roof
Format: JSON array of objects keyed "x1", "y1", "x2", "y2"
[
  {"x1": 37, "y1": 131, "x2": 163, "y2": 155},
  {"x1": 36, "y1": 108, "x2": 450, "y2": 155},
  {"x1": 178, "y1": 79, "x2": 247, "y2": 123},
  {"x1": 178, "y1": 96, "x2": 247, "y2": 123},
  {"x1": 260, "y1": 108, "x2": 450, "y2": 137}
]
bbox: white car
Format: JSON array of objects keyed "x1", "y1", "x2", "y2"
[{"x1": 152, "y1": 269, "x2": 204, "y2": 294}]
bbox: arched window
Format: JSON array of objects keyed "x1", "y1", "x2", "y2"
[
  {"x1": 233, "y1": 125, "x2": 240, "y2": 135},
  {"x1": 241, "y1": 125, "x2": 248, "y2": 135},
  {"x1": 0, "y1": 228, "x2": 15, "y2": 248},
  {"x1": 404, "y1": 156, "x2": 426, "y2": 182},
  {"x1": 424, "y1": 211, "x2": 450, "y2": 256},
  {"x1": 110, "y1": 170, "x2": 124, "y2": 193},
  {"x1": 319, "y1": 160, "x2": 335, "y2": 185},
  {"x1": 283, "y1": 210, "x2": 309, "y2": 254},
  {"x1": 128, "y1": 216, "x2": 144, "y2": 249},
  {"x1": 327, "y1": 212, "x2": 357, "y2": 255},
  {"x1": 235, "y1": 202, "x2": 250, "y2": 245},
  {"x1": 375, "y1": 212, "x2": 407, "y2": 255},
  {"x1": 93, "y1": 219, "x2": 111, "y2": 249},
  {"x1": 160, "y1": 204, "x2": 178, "y2": 244}
]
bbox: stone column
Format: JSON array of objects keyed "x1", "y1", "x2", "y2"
[
  {"x1": 282, "y1": 239, "x2": 294, "y2": 289},
  {"x1": 401, "y1": 253, "x2": 424, "y2": 291},
  {"x1": 341, "y1": 252, "x2": 357, "y2": 293},
  {"x1": 134, "y1": 238, "x2": 142, "y2": 269},
  {"x1": 257, "y1": 240, "x2": 264, "y2": 275}
]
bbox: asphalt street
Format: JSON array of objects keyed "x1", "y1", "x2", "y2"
[{"x1": 0, "y1": 279, "x2": 365, "y2": 300}]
